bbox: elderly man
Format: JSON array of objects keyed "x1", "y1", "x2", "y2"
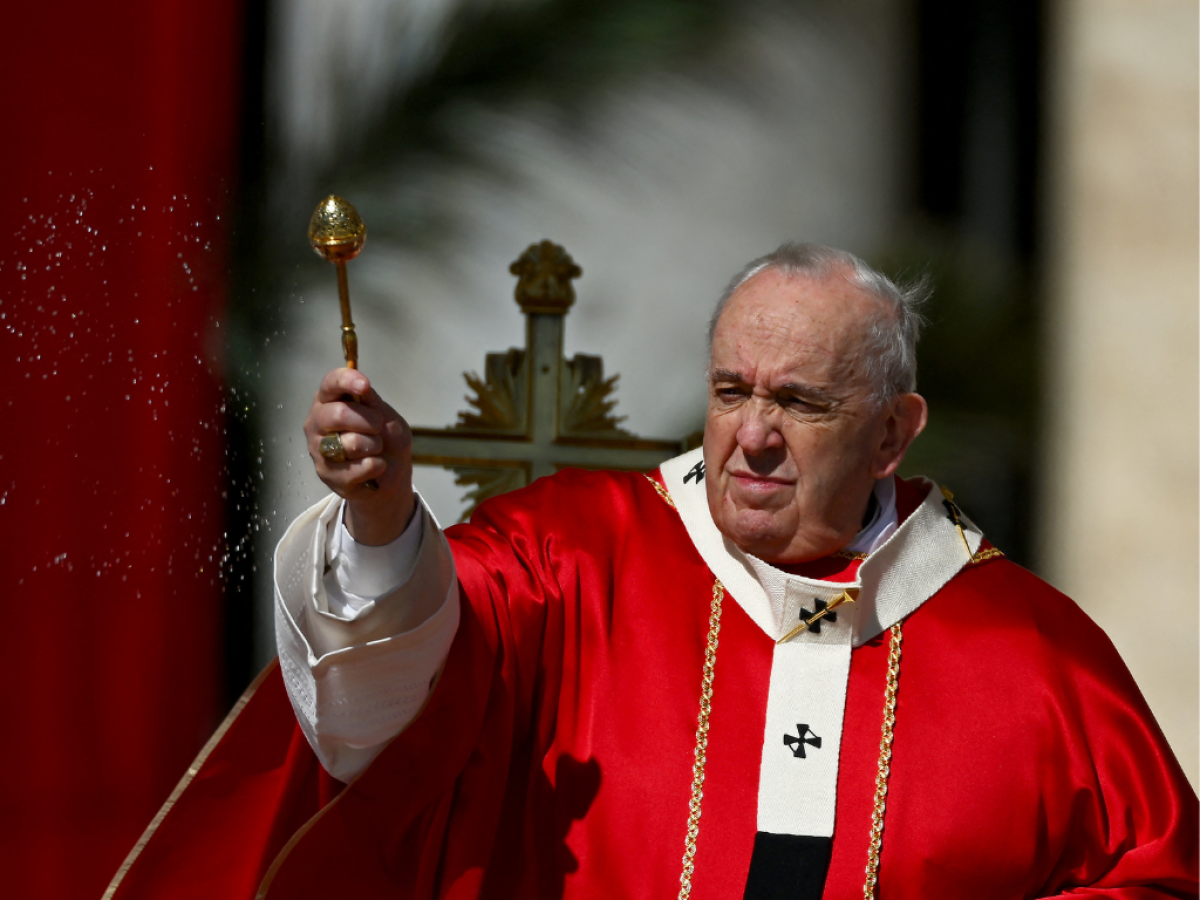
[{"x1": 109, "y1": 245, "x2": 1196, "y2": 900}]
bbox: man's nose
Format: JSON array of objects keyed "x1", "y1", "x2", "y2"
[{"x1": 736, "y1": 400, "x2": 784, "y2": 455}]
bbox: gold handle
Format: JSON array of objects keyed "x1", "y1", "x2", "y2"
[{"x1": 308, "y1": 196, "x2": 376, "y2": 490}]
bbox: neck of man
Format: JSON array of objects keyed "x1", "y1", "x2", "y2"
[{"x1": 773, "y1": 475, "x2": 907, "y2": 580}]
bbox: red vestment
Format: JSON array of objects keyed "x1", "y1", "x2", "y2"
[{"x1": 108, "y1": 469, "x2": 1198, "y2": 899}]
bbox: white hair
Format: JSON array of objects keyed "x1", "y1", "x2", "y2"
[{"x1": 707, "y1": 242, "x2": 930, "y2": 404}]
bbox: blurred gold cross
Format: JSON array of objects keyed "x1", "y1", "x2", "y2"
[{"x1": 410, "y1": 241, "x2": 685, "y2": 520}]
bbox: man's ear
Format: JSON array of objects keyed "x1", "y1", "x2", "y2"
[{"x1": 871, "y1": 392, "x2": 929, "y2": 479}]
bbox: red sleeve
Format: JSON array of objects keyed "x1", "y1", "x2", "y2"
[
  {"x1": 1032, "y1": 603, "x2": 1198, "y2": 898},
  {"x1": 947, "y1": 561, "x2": 1195, "y2": 898},
  {"x1": 107, "y1": 469, "x2": 657, "y2": 900}
]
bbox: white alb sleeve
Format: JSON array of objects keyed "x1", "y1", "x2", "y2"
[
  {"x1": 323, "y1": 500, "x2": 425, "y2": 618},
  {"x1": 274, "y1": 493, "x2": 460, "y2": 782}
]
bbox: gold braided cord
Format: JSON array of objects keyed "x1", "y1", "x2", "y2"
[
  {"x1": 678, "y1": 580, "x2": 724, "y2": 899},
  {"x1": 652, "y1": 465, "x2": 913, "y2": 898},
  {"x1": 645, "y1": 474, "x2": 677, "y2": 509},
  {"x1": 970, "y1": 546, "x2": 1005, "y2": 564},
  {"x1": 863, "y1": 622, "x2": 903, "y2": 898}
]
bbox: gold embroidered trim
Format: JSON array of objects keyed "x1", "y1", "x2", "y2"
[
  {"x1": 255, "y1": 659, "x2": 446, "y2": 898},
  {"x1": 834, "y1": 548, "x2": 869, "y2": 561},
  {"x1": 863, "y1": 622, "x2": 903, "y2": 897},
  {"x1": 102, "y1": 660, "x2": 281, "y2": 900},
  {"x1": 939, "y1": 486, "x2": 1005, "y2": 565},
  {"x1": 677, "y1": 579, "x2": 724, "y2": 899},
  {"x1": 969, "y1": 546, "x2": 1005, "y2": 564},
  {"x1": 645, "y1": 474, "x2": 676, "y2": 509}
]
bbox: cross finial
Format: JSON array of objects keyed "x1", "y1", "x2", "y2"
[{"x1": 510, "y1": 240, "x2": 582, "y2": 315}]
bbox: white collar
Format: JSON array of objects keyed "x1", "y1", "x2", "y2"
[
  {"x1": 845, "y1": 475, "x2": 898, "y2": 555},
  {"x1": 658, "y1": 448, "x2": 981, "y2": 646}
]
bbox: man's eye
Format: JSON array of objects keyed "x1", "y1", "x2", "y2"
[
  {"x1": 782, "y1": 395, "x2": 817, "y2": 411},
  {"x1": 715, "y1": 387, "x2": 745, "y2": 401}
]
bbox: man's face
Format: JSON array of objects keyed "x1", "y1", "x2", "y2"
[{"x1": 703, "y1": 266, "x2": 926, "y2": 563}]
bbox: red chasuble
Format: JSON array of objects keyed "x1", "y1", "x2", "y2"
[{"x1": 107, "y1": 469, "x2": 1198, "y2": 899}]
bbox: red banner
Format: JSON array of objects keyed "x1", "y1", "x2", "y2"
[{"x1": 1, "y1": 2, "x2": 243, "y2": 896}]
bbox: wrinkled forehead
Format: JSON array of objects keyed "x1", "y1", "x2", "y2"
[{"x1": 710, "y1": 267, "x2": 887, "y2": 372}]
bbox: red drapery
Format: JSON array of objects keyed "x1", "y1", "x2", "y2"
[{"x1": 2, "y1": 3, "x2": 243, "y2": 896}]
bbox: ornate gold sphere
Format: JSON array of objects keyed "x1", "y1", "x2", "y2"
[{"x1": 308, "y1": 195, "x2": 366, "y2": 263}]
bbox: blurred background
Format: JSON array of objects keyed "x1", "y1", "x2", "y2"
[{"x1": 2, "y1": 0, "x2": 1195, "y2": 895}]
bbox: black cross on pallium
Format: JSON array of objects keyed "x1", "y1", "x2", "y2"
[
  {"x1": 683, "y1": 460, "x2": 705, "y2": 484},
  {"x1": 783, "y1": 724, "x2": 822, "y2": 758},
  {"x1": 798, "y1": 598, "x2": 837, "y2": 634}
]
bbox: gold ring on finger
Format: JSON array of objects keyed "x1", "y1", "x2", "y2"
[{"x1": 319, "y1": 433, "x2": 348, "y2": 463}]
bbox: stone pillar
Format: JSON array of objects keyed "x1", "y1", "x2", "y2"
[{"x1": 1042, "y1": 0, "x2": 1198, "y2": 786}]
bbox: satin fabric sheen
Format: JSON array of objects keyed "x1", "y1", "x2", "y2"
[{"x1": 110, "y1": 470, "x2": 1198, "y2": 899}]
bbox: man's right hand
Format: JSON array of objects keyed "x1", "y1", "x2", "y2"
[{"x1": 304, "y1": 368, "x2": 416, "y2": 546}]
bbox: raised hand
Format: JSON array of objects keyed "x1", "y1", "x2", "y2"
[{"x1": 304, "y1": 367, "x2": 415, "y2": 545}]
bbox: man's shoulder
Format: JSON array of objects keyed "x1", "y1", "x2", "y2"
[
  {"x1": 444, "y1": 465, "x2": 705, "y2": 592},
  {"x1": 920, "y1": 553, "x2": 1131, "y2": 683},
  {"x1": 452, "y1": 466, "x2": 678, "y2": 537},
  {"x1": 888, "y1": 475, "x2": 1104, "y2": 652},
  {"x1": 494, "y1": 465, "x2": 662, "y2": 507},
  {"x1": 945, "y1": 554, "x2": 1072, "y2": 615}
]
